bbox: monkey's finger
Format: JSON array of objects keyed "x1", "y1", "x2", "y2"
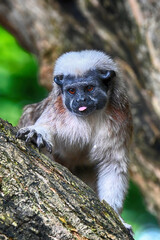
[
  {"x1": 26, "y1": 130, "x2": 37, "y2": 143},
  {"x1": 16, "y1": 129, "x2": 30, "y2": 139},
  {"x1": 45, "y1": 141, "x2": 52, "y2": 154},
  {"x1": 37, "y1": 134, "x2": 45, "y2": 150}
]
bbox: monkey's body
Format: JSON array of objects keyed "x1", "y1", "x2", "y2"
[{"x1": 17, "y1": 50, "x2": 133, "y2": 232}]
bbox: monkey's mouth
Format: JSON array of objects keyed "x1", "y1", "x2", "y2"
[
  {"x1": 78, "y1": 106, "x2": 87, "y2": 112},
  {"x1": 70, "y1": 100, "x2": 96, "y2": 116},
  {"x1": 73, "y1": 104, "x2": 96, "y2": 116}
]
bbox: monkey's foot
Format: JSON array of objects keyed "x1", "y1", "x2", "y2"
[{"x1": 16, "y1": 126, "x2": 53, "y2": 153}]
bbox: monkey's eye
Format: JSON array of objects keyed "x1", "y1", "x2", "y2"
[
  {"x1": 68, "y1": 88, "x2": 76, "y2": 95},
  {"x1": 86, "y1": 85, "x2": 94, "y2": 92}
]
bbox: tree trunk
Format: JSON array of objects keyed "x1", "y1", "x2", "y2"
[
  {"x1": 0, "y1": 0, "x2": 160, "y2": 222},
  {"x1": 0, "y1": 118, "x2": 133, "y2": 240}
]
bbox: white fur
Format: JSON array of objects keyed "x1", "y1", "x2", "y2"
[
  {"x1": 55, "y1": 112, "x2": 92, "y2": 148},
  {"x1": 54, "y1": 50, "x2": 118, "y2": 77},
  {"x1": 21, "y1": 109, "x2": 129, "y2": 219},
  {"x1": 97, "y1": 169, "x2": 128, "y2": 213}
]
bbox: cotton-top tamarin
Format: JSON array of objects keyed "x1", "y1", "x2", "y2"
[{"x1": 17, "y1": 50, "x2": 133, "y2": 232}]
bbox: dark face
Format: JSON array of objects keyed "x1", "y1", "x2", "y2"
[{"x1": 54, "y1": 69, "x2": 116, "y2": 116}]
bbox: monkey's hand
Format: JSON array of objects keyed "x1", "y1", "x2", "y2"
[
  {"x1": 119, "y1": 215, "x2": 134, "y2": 236},
  {"x1": 16, "y1": 126, "x2": 53, "y2": 153}
]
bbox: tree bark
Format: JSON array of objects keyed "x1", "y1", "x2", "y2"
[
  {"x1": 0, "y1": 0, "x2": 160, "y2": 222},
  {"x1": 0, "y1": 118, "x2": 134, "y2": 240}
]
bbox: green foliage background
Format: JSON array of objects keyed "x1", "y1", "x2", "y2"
[
  {"x1": 0, "y1": 26, "x2": 160, "y2": 240},
  {"x1": 0, "y1": 27, "x2": 47, "y2": 126}
]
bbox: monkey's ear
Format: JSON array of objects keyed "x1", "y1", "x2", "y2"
[
  {"x1": 54, "y1": 75, "x2": 64, "y2": 86},
  {"x1": 98, "y1": 70, "x2": 116, "y2": 81}
]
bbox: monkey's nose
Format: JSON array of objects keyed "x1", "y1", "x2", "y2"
[{"x1": 76, "y1": 97, "x2": 86, "y2": 102}]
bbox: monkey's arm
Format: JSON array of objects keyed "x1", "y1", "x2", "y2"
[
  {"x1": 97, "y1": 153, "x2": 133, "y2": 234},
  {"x1": 17, "y1": 93, "x2": 56, "y2": 152},
  {"x1": 97, "y1": 155, "x2": 129, "y2": 214},
  {"x1": 96, "y1": 99, "x2": 133, "y2": 233}
]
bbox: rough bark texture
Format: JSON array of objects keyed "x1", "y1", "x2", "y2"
[
  {"x1": 0, "y1": 118, "x2": 134, "y2": 240},
  {"x1": 0, "y1": 0, "x2": 160, "y2": 223}
]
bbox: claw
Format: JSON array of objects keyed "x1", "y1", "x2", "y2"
[
  {"x1": 119, "y1": 216, "x2": 134, "y2": 236},
  {"x1": 26, "y1": 130, "x2": 36, "y2": 143},
  {"x1": 45, "y1": 141, "x2": 52, "y2": 153},
  {"x1": 16, "y1": 132, "x2": 20, "y2": 138},
  {"x1": 16, "y1": 128, "x2": 30, "y2": 139},
  {"x1": 16, "y1": 127, "x2": 52, "y2": 154},
  {"x1": 37, "y1": 134, "x2": 45, "y2": 150}
]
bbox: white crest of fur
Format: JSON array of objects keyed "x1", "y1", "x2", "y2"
[{"x1": 54, "y1": 50, "x2": 118, "y2": 77}]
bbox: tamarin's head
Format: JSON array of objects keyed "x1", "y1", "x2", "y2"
[{"x1": 53, "y1": 50, "x2": 118, "y2": 116}]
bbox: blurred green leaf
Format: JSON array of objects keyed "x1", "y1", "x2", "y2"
[
  {"x1": 0, "y1": 26, "x2": 48, "y2": 125},
  {"x1": 0, "y1": 97, "x2": 22, "y2": 126},
  {"x1": 122, "y1": 181, "x2": 160, "y2": 238}
]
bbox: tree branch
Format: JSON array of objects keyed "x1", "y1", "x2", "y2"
[{"x1": 0, "y1": 118, "x2": 134, "y2": 240}]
